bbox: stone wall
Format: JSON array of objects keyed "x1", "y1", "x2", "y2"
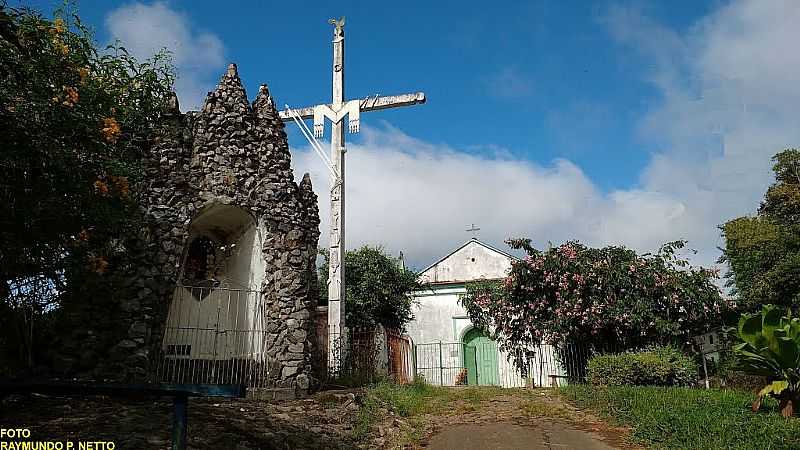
[{"x1": 54, "y1": 64, "x2": 320, "y2": 389}]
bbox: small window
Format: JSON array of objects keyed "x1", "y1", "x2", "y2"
[
  {"x1": 709, "y1": 335, "x2": 714, "y2": 345},
  {"x1": 471, "y1": 258, "x2": 476, "y2": 262}
]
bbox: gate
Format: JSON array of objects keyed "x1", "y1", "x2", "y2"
[
  {"x1": 387, "y1": 330, "x2": 413, "y2": 384},
  {"x1": 154, "y1": 285, "x2": 275, "y2": 388},
  {"x1": 413, "y1": 341, "x2": 572, "y2": 388},
  {"x1": 463, "y1": 328, "x2": 500, "y2": 386},
  {"x1": 414, "y1": 342, "x2": 467, "y2": 386}
]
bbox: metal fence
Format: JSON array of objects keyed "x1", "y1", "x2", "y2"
[
  {"x1": 154, "y1": 285, "x2": 276, "y2": 388},
  {"x1": 414, "y1": 342, "x2": 469, "y2": 386},
  {"x1": 326, "y1": 326, "x2": 414, "y2": 384},
  {"x1": 414, "y1": 341, "x2": 627, "y2": 388},
  {"x1": 153, "y1": 284, "x2": 719, "y2": 391}
]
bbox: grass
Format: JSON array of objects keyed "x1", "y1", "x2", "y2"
[
  {"x1": 353, "y1": 379, "x2": 430, "y2": 441},
  {"x1": 368, "y1": 380, "x2": 508, "y2": 416},
  {"x1": 521, "y1": 393, "x2": 573, "y2": 420},
  {"x1": 353, "y1": 380, "x2": 506, "y2": 439},
  {"x1": 559, "y1": 385, "x2": 800, "y2": 450}
]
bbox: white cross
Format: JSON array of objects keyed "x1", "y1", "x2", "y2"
[{"x1": 279, "y1": 17, "x2": 425, "y2": 373}]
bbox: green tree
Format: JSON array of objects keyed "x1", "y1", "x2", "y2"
[
  {"x1": 0, "y1": 4, "x2": 174, "y2": 370},
  {"x1": 317, "y1": 246, "x2": 421, "y2": 331},
  {"x1": 760, "y1": 149, "x2": 800, "y2": 224},
  {"x1": 719, "y1": 149, "x2": 800, "y2": 312}
]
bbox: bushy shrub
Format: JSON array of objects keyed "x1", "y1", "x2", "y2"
[
  {"x1": 1, "y1": 4, "x2": 174, "y2": 373},
  {"x1": 560, "y1": 385, "x2": 800, "y2": 449},
  {"x1": 708, "y1": 349, "x2": 769, "y2": 391},
  {"x1": 317, "y1": 246, "x2": 421, "y2": 331},
  {"x1": 587, "y1": 346, "x2": 697, "y2": 387}
]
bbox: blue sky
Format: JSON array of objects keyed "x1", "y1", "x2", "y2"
[
  {"x1": 24, "y1": 0, "x2": 707, "y2": 189},
  {"x1": 16, "y1": 0, "x2": 799, "y2": 269}
]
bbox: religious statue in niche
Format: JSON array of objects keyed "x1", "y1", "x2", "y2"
[
  {"x1": 182, "y1": 236, "x2": 223, "y2": 296},
  {"x1": 182, "y1": 234, "x2": 243, "y2": 299},
  {"x1": 183, "y1": 236, "x2": 217, "y2": 280}
]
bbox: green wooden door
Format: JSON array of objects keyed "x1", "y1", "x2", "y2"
[
  {"x1": 463, "y1": 344, "x2": 477, "y2": 385},
  {"x1": 463, "y1": 328, "x2": 499, "y2": 386}
]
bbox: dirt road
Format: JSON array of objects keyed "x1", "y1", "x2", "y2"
[
  {"x1": 373, "y1": 388, "x2": 634, "y2": 449},
  {"x1": 427, "y1": 423, "x2": 616, "y2": 450},
  {"x1": 1, "y1": 388, "x2": 632, "y2": 449}
]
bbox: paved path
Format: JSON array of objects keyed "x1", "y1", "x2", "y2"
[{"x1": 427, "y1": 422, "x2": 617, "y2": 450}]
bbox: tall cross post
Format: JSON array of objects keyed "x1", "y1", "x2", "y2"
[{"x1": 279, "y1": 17, "x2": 426, "y2": 374}]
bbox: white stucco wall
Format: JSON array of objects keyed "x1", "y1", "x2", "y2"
[
  {"x1": 407, "y1": 283, "x2": 532, "y2": 387},
  {"x1": 406, "y1": 284, "x2": 468, "y2": 344},
  {"x1": 406, "y1": 285, "x2": 466, "y2": 385},
  {"x1": 419, "y1": 239, "x2": 513, "y2": 284},
  {"x1": 407, "y1": 240, "x2": 569, "y2": 387}
]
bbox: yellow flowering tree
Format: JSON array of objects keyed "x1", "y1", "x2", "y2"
[{"x1": 0, "y1": 5, "x2": 174, "y2": 372}]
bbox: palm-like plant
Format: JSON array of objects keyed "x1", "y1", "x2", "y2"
[{"x1": 734, "y1": 304, "x2": 800, "y2": 417}]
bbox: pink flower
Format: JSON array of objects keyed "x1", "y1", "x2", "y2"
[{"x1": 559, "y1": 244, "x2": 578, "y2": 260}]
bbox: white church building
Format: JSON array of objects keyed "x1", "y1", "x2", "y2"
[{"x1": 406, "y1": 238, "x2": 566, "y2": 387}]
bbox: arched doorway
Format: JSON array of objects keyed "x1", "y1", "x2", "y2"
[{"x1": 462, "y1": 327, "x2": 499, "y2": 386}]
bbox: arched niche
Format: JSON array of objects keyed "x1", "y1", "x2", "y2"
[
  {"x1": 161, "y1": 204, "x2": 268, "y2": 365},
  {"x1": 180, "y1": 204, "x2": 263, "y2": 292}
]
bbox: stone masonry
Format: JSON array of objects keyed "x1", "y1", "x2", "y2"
[{"x1": 54, "y1": 64, "x2": 320, "y2": 390}]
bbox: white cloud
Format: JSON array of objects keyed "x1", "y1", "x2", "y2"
[
  {"x1": 291, "y1": 124, "x2": 693, "y2": 269},
  {"x1": 292, "y1": 0, "x2": 799, "y2": 272},
  {"x1": 105, "y1": 2, "x2": 226, "y2": 110},
  {"x1": 601, "y1": 0, "x2": 800, "y2": 265}
]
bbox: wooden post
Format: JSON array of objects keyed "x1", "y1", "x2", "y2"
[
  {"x1": 526, "y1": 352, "x2": 533, "y2": 389},
  {"x1": 327, "y1": 18, "x2": 347, "y2": 375},
  {"x1": 701, "y1": 350, "x2": 710, "y2": 389},
  {"x1": 412, "y1": 343, "x2": 418, "y2": 383}
]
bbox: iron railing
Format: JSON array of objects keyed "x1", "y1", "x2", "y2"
[
  {"x1": 413, "y1": 341, "x2": 627, "y2": 388},
  {"x1": 414, "y1": 342, "x2": 469, "y2": 386},
  {"x1": 154, "y1": 285, "x2": 277, "y2": 388}
]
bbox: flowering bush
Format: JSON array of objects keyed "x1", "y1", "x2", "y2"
[
  {"x1": 461, "y1": 239, "x2": 728, "y2": 363},
  {"x1": 0, "y1": 5, "x2": 174, "y2": 372},
  {"x1": 1, "y1": 4, "x2": 175, "y2": 281},
  {"x1": 1, "y1": 3, "x2": 175, "y2": 271}
]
